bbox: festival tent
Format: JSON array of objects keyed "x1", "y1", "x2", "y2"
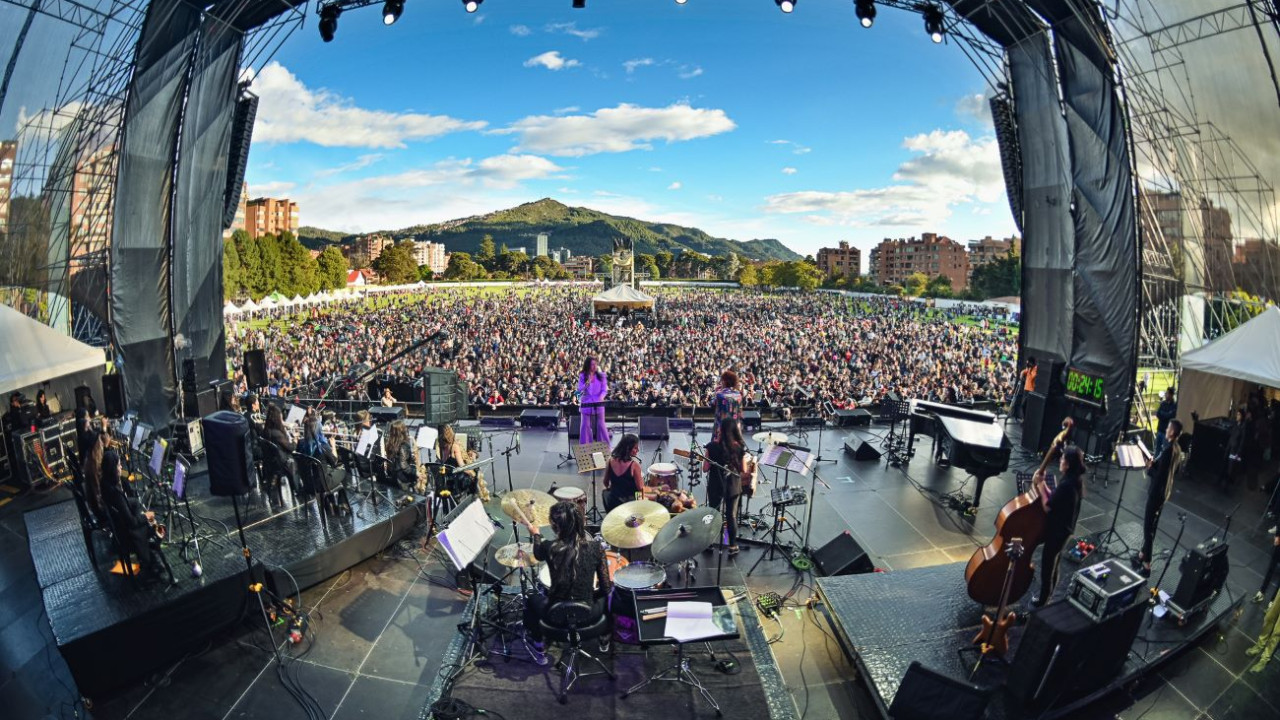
[
  {"x1": 239, "y1": 298, "x2": 260, "y2": 312},
  {"x1": 592, "y1": 284, "x2": 655, "y2": 313},
  {"x1": 1176, "y1": 306, "x2": 1280, "y2": 427},
  {"x1": 0, "y1": 303, "x2": 105, "y2": 398},
  {"x1": 290, "y1": 294, "x2": 305, "y2": 305},
  {"x1": 267, "y1": 291, "x2": 287, "y2": 303},
  {"x1": 258, "y1": 297, "x2": 278, "y2": 310},
  {"x1": 223, "y1": 301, "x2": 239, "y2": 315}
]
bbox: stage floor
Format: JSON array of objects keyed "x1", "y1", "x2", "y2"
[{"x1": 2, "y1": 416, "x2": 1279, "y2": 718}]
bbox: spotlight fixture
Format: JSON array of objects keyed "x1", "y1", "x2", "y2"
[
  {"x1": 464, "y1": 0, "x2": 481, "y2": 11},
  {"x1": 776, "y1": 0, "x2": 795, "y2": 13},
  {"x1": 675, "y1": 0, "x2": 688, "y2": 4},
  {"x1": 318, "y1": 4, "x2": 340, "y2": 42},
  {"x1": 855, "y1": 0, "x2": 875, "y2": 28},
  {"x1": 573, "y1": 0, "x2": 585, "y2": 8},
  {"x1": 383, "y1": 0, "x2": 404, "y2": 25},
  {"x1": 923, "y1": 4, "x2": 945, "y2": 43}
]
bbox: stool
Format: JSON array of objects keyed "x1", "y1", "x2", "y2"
[{"x1": 537, "y1": 601, "x2": 614, "y2": 704}]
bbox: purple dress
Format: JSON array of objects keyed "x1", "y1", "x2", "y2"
[{"x1": 578, "y1": 371, "x2": 610, "y2": 446}]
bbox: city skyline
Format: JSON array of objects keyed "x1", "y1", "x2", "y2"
[{"x1": 242, "y1": 2, "x2": 1018, "y2": 260}]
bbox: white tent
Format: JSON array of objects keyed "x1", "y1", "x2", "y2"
[
  {"x1": 258, "y1": 297, "x2": 278, "y2": 310},
  {"x1": 223, "y1": 301, "x2": 240, "y2": 315},
  {"x1": 1177, "y1": 306, "x2": 1280, "y2": 427},
  {"x1": 0, "y1": 304, "x2": 105, "y2": 396},
  {"x1": 303, "y1": 293, "x2": 318, "y2": 304},
  {"x1": 291, "y1": 294, "x2": 305, "y2": 305},
  {"x1": 592, "y1": 284, "x2": 656, "y2": 312},
  {"x1": 240, "y1": 298, "x2": 260, "y2": 312}
]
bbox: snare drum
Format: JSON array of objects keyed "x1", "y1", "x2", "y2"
[
  {"x1": 613, "y1": 561, "x2": 666, "y2": 591},
  {"x1": 646, "y1": 462, "x2": 680, "y2": 491},
  {"x1": 552, "y1": 486, "x2": 587, "y2": 517},
  {"x1": 538, "y1": 550, "x2": 627, "y2": 590},
  {"x1": 609, "y1": 561, "x2": 668, "y2": 645}
]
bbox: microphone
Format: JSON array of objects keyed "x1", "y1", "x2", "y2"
[{"x1": 779, "y1": 442, "x2": 810, "y2": 453}]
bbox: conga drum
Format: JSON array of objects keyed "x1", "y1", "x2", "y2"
[
  {"x1": 552, "y1": 486, "x2": 587, "y2": 517},
  {"x1": 646, "y1": 463, "x2": 680, "y2": 492}
]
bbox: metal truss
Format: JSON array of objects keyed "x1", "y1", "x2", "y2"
[
  {"x1": 0, "y1": 0, "x2": 113, "y2": 35},
  {"x1": 1114, "y1": 1, "x2": 1277, "y2": 54}
]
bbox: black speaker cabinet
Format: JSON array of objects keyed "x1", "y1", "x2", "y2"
[
  {"x1": 368, "y1": 405, "x2": 405, "y2": 425},
  {"x1": 835, "y1": 409, "x2": 872, "y2": 427},
  {"x1": 1007, "y1": 599, "x2": 1144, "y2": 717},
  {"x1": 99, "y1": 375, "x2": 123, "y2": 418},
  {"x1": 202, "y1": 411, "x2": 253, "y2": 496},
  {"x1": 812, "y1": 531, "x2": 874, "y2": 576},
  {"x1": 888, "y1": 661, "x2": 988, "y2": 720},
  {"x1": 568, "y1": 414, "x2": 581, "y2": 440},
  {"x1": 795, "y1": 416, "x2": 826, "y2": 428},
  {"x1": 1171, "y1": 538, "x2": 1229, "y2": 610},
  {"x1": 1020, "y1": 392, "x2": 1071, "y2": 454},
  {"x1": 181, "y1": 358, "x2": 198, "y2": 392},
  {"x1": 741, "y1": 410, "x2": 761, "y2": 431},
  {"x1": 845, "y1": 439, "x2": 882, "y2": 462},
  {"x1": 638, "y1": 416, "x2": 670, "y2": 440},
  {"x1": 1034, "y1": 359, "x2": 1065, "y2": 395},
  {"x1": 244, "y1": 349, "x2": 268, "y2": 389}
]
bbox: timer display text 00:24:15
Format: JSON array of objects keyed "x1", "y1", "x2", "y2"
[{"x1": 1065, "y1": 368, "x2": 1105, "y2": 403}]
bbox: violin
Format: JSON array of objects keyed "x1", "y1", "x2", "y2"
[{"x1": 963, "y1": 474, "x2": 1050, "y2": 607}]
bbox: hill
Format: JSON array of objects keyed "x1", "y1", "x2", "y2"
[{"x1": 301, "y1": 199, "x2": 800, "y2": 262}]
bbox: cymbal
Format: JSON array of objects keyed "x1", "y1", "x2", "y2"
[
  {"x1": 651, "y1": 507, "x2": 724, "y2": 564},
  {"x1": 752, "y1": 431, "x2": 789, "y2": 445},
  {"x1": 500, "y1": 489, "x2": 556, "y2": 526},
  {"x1": 601, "y1": 500, "x2": 671, "y2": 549},
  {"x1": 494, "y1": 542, "x2": 538, "y2": 568}
]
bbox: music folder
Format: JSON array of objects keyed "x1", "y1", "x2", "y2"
[{"x1": 436, "y1": 498, "x2": 495, "y2": 571}]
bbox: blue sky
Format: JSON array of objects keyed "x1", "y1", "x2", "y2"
[{"x1": 244, "y1": 1, "x2": 1018, "y2": 262}]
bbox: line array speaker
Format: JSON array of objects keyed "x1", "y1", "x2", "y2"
[
  {"x1": 243, "y1": 349, "x2": 268, "y2": 389},
  {"x1": 100, "y1": 376, "x2": 124, "y2": 418},
  {"x1": 222, "y1": 91, "x2": 258, "y2": 229}
]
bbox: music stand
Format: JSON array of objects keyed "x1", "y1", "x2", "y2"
[
  {"x1": 881, "y1": 398, "x2": 911, "y2": 465},
  {"x1": 748, "y1": 445, "x2": 812, "y2": 575},
  {"x1": 574, "y1": 441, "x2": 610, "y2": 524},
  {"x1": 622, "y1": 586, "x2": 738, "y2": 714},
  {"x1": 1097, "y1": 442, "x2": 1148, "y2": 558}
]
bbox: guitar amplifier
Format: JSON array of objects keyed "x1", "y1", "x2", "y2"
[{"x1": 1067, "y1": 558, "x2": 1145, "y2": 622}]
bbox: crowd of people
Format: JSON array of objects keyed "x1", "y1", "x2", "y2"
[{"x1": 224, "y1": 286, "x2": 1020, "y2": 415}]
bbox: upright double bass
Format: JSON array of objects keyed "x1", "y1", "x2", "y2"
[{"x1": 964, "y1": 419, "x2": 1073, "y2": 606}]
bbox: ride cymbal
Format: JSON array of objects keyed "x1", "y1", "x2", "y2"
[
  {"x1": 600, "y1": 500, "x2": 671, "y2": 549},
  {"x1": 651, "y1": 506, "x2": 723, "y2": 564},
  {"x1": 752, "y1": 431, "x2": 789, "y2": 446}
]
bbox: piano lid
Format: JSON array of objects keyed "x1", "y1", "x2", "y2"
[
  {"x1": 909, "y1": 399, "x2": 997, "y2": 424},
  {"x1": 937, "y1": 415, "x2": 1007, "y2": 450}
]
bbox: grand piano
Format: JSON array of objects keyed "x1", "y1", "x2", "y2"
[{"x1": 907, "y1": 400, "x2": 1012, "y2": 511}]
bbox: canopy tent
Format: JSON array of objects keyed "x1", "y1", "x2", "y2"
[
  {"x1": 290, "y1": 294, "x2": 305, "y2": 305},
  {"x1": 239, "y1": 298, "x2": 260, "y2": 312},
  {"x1": 223, "y1": 301, "x2": 239, "y2": 315},
  {"x1": 266, "y1": 291, "x2": 287, "y2": 303},
  {"x1": 0, "y1": 303, "x2": 105, "y2": 397},
  {"x1": 592, "y1": 284, "x2": 655, "y2": 313},
  {"x1": 258, "y1": 297, "x2": 278, "y2": 310},
  {"x1": 1177, "y1": 307, "x2": 1280, "y2": 428}
]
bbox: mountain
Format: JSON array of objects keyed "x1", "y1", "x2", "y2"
[{"x1": 302, "y1": 199, "x2": 800, "y2": 262}]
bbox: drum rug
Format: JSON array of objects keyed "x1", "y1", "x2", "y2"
[{"x1": 421, "y1": 585, "x2": 797, "y2": 719}]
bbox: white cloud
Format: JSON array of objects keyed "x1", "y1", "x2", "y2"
[
  {"x1": 781, "y1": 167, "x2": 797, "y2": 175},
  {"x1": 668, "y1": 181, "x2": 682, "y2": 190},
  {"x1": 499, "y1": 103, "x2": 736, "y2": 157},
  {"x1": 472, "y1": 14, "x2": 486, "y2": 25},
  {"x1": 554, "y1": 106, "x2": 580, "y2": 115},
  {"x1": 955, "y1": 91, "x2": 995, "y2": 128},
  {"x1": 768, "y1": 139, "x2": 811, "y2": 155},
  {"x1": 648, "y1": 167, "x2": 663, "y2": 172},
  {"x1": 249, "y1": 180, "x2": 297, "y2": 197},
  {"x1": 315, "y1": 153, "x2": 385, "y2": 178},
  {"x1": 762, "y1": 129, "x2": 1004, "y2": 228},
  {"x1": 15, "y1": 100, "x2": 87, "y2": 141},
  {"x1": 544, "y1": 22, "x2": 601, "y2": 41},
  {"x1": 624, "y1": 58, "x2": 655, "y2": 74},
  {"x1": 250, "y1": 62, "x2": 485, "y2": 148},
  {"x1": 510, "y1": 24, "x2": 531, "y2": 36},
  {"x1": 678, "y1": 65, "x2": 703, "y2": 79},
  {"x1": 524, "y1": 51, "x2": 581, "y2": 71}
]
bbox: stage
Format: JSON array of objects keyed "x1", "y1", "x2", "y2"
[
  {"x1": 816, "y1": 519, "x2": 1247, "y2": 720},
  {"x1": 24, "y1": 466, "x2": 426, "y2": 699}
]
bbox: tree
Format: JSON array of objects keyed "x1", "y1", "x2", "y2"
[
  {"x1": 222, "y1": 237, "x2": 241, "y2": 300},
  {"x1": 444, "y1": 251, "x2": 486, "y2": 280},
  {"x1": 476, "y1": 234, "x2": 496, "y2": 269},
  {"x1": 716, "y1": 252, "x2": 741, "y2": 281},
  {"x1": 498, "y1": 249, "x2": 530, "y2": 276},
  {"x1": 232, "y1": 230, "x2": 262, "y2": 298},
  {"x1": 597, "y1": 254, "x2": 613, "y2": 275},
  {"x1": 924, "y1": 273, "x2": 953, "y2": 298},
  {"x1": 347, "y1": 250, "x2": 370, "y2": 270},
  {"x1": 373, "y1": 241, "x2": 421, "y2": 285},
  {"x1": 637, "y1": 253, "x2": 660, "y2": 280},
  {"x1": 903, "y1": 272, "x2": 929, "y2": 297},
  {"x1": 316, "y1": 246, "x2": 348, "y2": 291},
  {"x1": 654, "y1": 250, "x2": 674, "y2": 277},
  {"x1": 737, "y1": 262, "x2": 759, "y2": 287},
  {"x1": 278, "y1": 231, "x2": 320, "y2": 295},
  {"x1": 969, "y1": 253, "x2": 1020, "y2": 300}
]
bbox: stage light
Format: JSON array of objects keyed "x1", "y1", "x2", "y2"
[
  {"x1": 573, "y1": 0, "x2": 585, "y2": 8},
  {"x1": 464, "y1": 0, "x2": 481, "y2": 11},
  {"x1": 776, "y1": 0, "x2": 795, "y2": 13},
  {"x1": 383, "y1": 0, "x2": 403, "y2": 25},
  {"x1": 319, "y1": 4, "x2": 340, "y2": 42},
  {"x1": 675, "y1": 0, "x2": 688, "y2": 4},
  {"x1": 923, "y1": 4, "x2": 945, "y2": 43},
  {"x1": 855, "y1": 0, "x2": 875, "y2": 28}
]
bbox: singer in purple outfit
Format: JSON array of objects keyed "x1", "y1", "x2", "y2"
[{"x1": 578, "y1": 357, "x2": 610, "y2": 446}]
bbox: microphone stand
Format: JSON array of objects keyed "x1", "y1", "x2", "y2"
[{"x1": 499, "y1": 433, "x2": 520, "y2": 494}]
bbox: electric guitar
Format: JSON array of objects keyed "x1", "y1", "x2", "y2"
[{"x1": 971, "y1": 537, "x2": 1024, "y2": 659}]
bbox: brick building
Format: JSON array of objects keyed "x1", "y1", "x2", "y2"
[
  {"x1": 245, "y1": 196, "x2": 299, "y2": 239},
  {"x1": 562, "y1": 255, "x2": 595, "y2": 278},
  {"x1": 870, "y1": 233, "x2": 970, "y2": 290},
  {"x1": 0, "y1": 140, "x2": 14, "y2": 234},
  {"x1": 413, "y1": 240, "x2": 449, "y2": 275},
  {"x1": 967, "y1": 236, "x2": 1020, "y2": 279},
  {"x1": 354, "y1": 234, "x2": 394, "y2": 263},
  {"x1": 816, "y1": 240, "x2": 862, "y2": 278}
]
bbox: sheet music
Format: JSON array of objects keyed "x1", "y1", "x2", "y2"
[
  {"x1": 592, "y1": 451, "x2": 606, "y2": 469},
  {"x1": 285, "y1": 404, "x2": 305, "y2": 426},
  {"x1": 132, "y1": 423, "x2": 148, "y2": 450},
  {"x1": 356, "y1": 426, "x2": 380, "y2": 457},
  {"x1": 436, "y1": 499, "x2": 495, "y2": 571},
  {"x1": 457, "y1": 433, "x2": 468, "y2": 453},
  {"x1": 761, "y1": 444, "x2": 812, "y2": 475},
  {"x1": 1136, "y1": 438, "x2": 1153, "y2": 462},
  {"x1": 663, "y1": 601, "x2": 722, "y2": 643},
  {"x1": 415, "y1": 424, "x2": 439, "y2": 450},
  {"x1": 119, "y1": 418, "x2": 133, "y2": 439},
  {"x1": 149, "y1": 438, "x2": 166, "y2": 475}
]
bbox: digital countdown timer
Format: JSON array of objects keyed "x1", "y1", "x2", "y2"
[{"x1": 1065, "y1": 367, "x2": 1106, "y2": 406}]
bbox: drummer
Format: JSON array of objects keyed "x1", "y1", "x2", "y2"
[
  {"x1": 520, "y1": 501, "x2": 614, "y2": 654},
  {"x1": 603, "y1": 434, "x2": 646, "y2": 512}
]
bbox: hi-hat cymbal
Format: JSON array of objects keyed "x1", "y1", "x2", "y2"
[
  {"x1": 494, "y1": 542, "x2": 538, "y2": 568},
  {"x1": 500, "y1": 489, "x2": 556, "y2": 526},
  {"x1": 601, "y1": 500, "x2": 671, "y2": 549},
  {"x1": 752, "y1": 431, "x2": 789, "y2": 445},
  {"x1": 651, "y1": 507, "x2": 724, "y2": 564}
]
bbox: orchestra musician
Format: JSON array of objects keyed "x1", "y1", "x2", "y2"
[
  {"x1": 436, "y1": 425, "x2": 489, "y2": 501},
  {"x1": 1136, "y1": 419, "x2": 1183, "y2": 575},
  {"x1": 705, "y1": 418, "x2": 750, "y2": 555},
  {"x1": 99, "y1": 428, "x2": 168, "y2": 581},
  {"x1": 709, "y1": 370, "x2": 743, "y2": 443},
  {"x1": 602, "y1": 433, "x2": 644, "y2": 512},
  {"x1": 262, "y1": 404, "x2": 296, "y2": 452},
  {"x1": 383, "y1": 420, "x2": 417, "y2": 490},
  {"x1": 298, "y1": 412, "x2": 339, "y2": 467},
  {"x1": 1032, "y1": 445, "x2": 1086, "y2": 607},
  {"x1": 79, "y1": 422, "x2": 110, "y2": 527},
  {"x1": 578, "y1": 357, "x2": 609, "y2": 446},
  {"x1": 519, "y1": 501, "x2": 614, "y2": 656}
]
